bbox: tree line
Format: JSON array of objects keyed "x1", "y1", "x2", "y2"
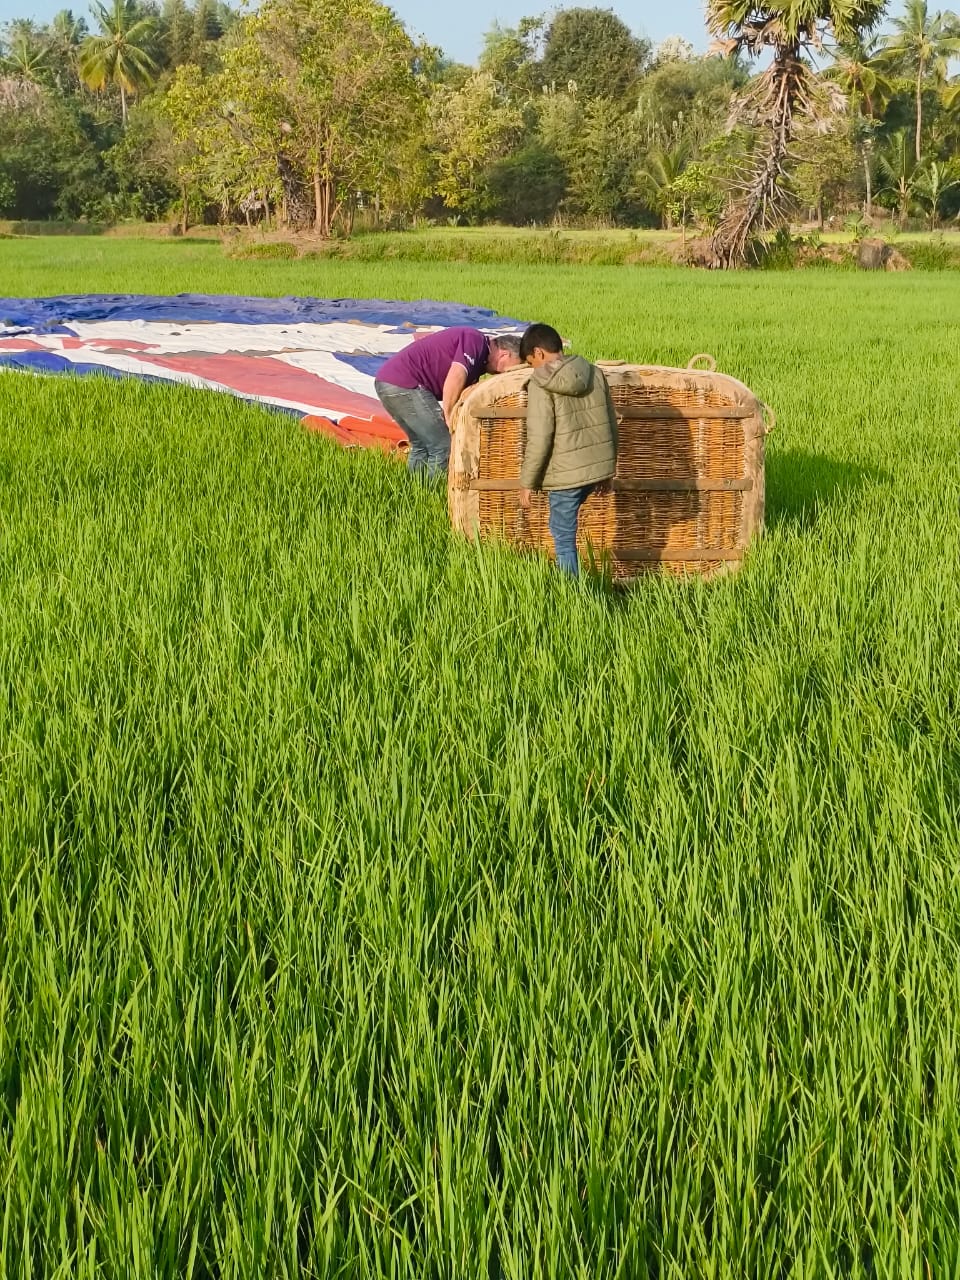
[{"x1": 1, "y1": 0, "x2": 959, "y2": 260}]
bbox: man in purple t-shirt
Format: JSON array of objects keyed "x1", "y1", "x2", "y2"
[{"x1": 375, "y1": 327, "x2": 522, "y2": 479}]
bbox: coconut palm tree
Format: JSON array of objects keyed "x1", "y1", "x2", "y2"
[
  {"x1": 879, "y1": 0, "x2": 960, "y2": 164},
  {"x1": 876, "y1": 129, "x2": 919, "y2": 226},
  {"x1": 826, "y1": 35, "x2": 893, "y2": 217},
  {"x1": 2, "y1": 21, "x2": 50, "y2": 82},
  {"x1": 638, "y1": 138, "x2": 691, "y2": 228},
  {"x1": 912, "y1": 158, "x2": 960, "y2": 226},
  {"x1": 79, "y1": 0, "x2": 158, "y2": 124},
  {"x1": 50, "y1": 8, "x2": 88, "y2": 45},
  {"x1": 828, "y1": 33, "x2": 892, "y2": 115},
  {"x1": 706, "y1": 1, "x2": 886, "y2": 268},
  {"x1": 48, "y1": 10, "x2": 88, "y2": 91}
]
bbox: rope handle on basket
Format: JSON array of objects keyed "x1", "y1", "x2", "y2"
[
  {"x1": 687, "y1": 353, "x2": 717, "y2": 372},
  {"x1": 761, "y1": 402, "x2": 777, "y2": 433}
]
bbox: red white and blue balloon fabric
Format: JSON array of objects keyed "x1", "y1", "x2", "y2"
[{"x1": 0, "y1": 293, "x2": 525, "y2": 451}]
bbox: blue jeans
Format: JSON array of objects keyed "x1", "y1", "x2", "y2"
[
  {"x1": 374, "y1": 380, "x2": 450, "y2": 479},
  {"x1": 548, "y1": 484, "x2": 597, "y2": 576}
]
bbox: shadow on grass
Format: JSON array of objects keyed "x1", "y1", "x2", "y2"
[
  {"x1": 587, "y1": 446, "x2": 891, "y2": 602},
  {"x1": 765, "y1": 447, "x2": 889, "y2": 531}
]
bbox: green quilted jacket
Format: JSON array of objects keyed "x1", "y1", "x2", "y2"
[{"x1": 519, "y1": 356, "x2": 618, "y2": 492}]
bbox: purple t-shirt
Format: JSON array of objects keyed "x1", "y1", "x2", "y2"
[{"x1": 377, "y1": 327, "x2": 490, "y2": 400}]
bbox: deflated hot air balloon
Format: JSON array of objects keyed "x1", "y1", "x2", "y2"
[{"x1": 0, "y1": 292, "x2": 525, "y2": 451}]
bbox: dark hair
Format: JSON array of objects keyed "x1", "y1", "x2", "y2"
[
  {"x1": 490, "y1": 333, "x2": 521, "y2": 356},
  {"x1": 519, "y1": 323, "x2": 563, "y2": 361}
]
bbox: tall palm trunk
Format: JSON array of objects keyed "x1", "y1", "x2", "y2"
[
  {"x1": 862, "y1": 142, "x2": 872, "y2": 218},
  {"x1": 120, "y1": 80, "x2": 127, "y2": 124},
  {"x1": 914, "y1": 62, "x2": 923, "y2": 164},
  {"x1": 713, "y1": 47, "x2": 807, "y2": 268}
]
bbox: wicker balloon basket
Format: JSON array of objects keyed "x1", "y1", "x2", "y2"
[{"x1": 448, "y1": 357, "x2": 773, "y2": 580}]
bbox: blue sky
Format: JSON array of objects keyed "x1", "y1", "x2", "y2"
[
  {"x1": 0, "y1": 0, "x2": 712, "y2": 59},
  {"x1": 399, "y1": 2, "x2": 710, "y2": 62}
]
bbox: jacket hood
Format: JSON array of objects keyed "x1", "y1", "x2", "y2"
[{"x1": 533, "y1": 355, "x2": 593, "y2": 397}]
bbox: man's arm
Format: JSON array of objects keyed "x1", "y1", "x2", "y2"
[
  {"x1": 441, "y1": 362, "x2": 469, "y2": 425},
  {"x1": 520, "y1": 380, "x2": 555, "y2": 492}
]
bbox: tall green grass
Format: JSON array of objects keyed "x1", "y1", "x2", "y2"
[
  {"x1": 224, "y1": 230, "x2": 674, "y2": 267},
  {"x1": 0, "y1": 241, "x2": 959, "y2": 1276}
]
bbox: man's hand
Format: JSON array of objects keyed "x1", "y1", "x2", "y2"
[{"x1": 519, "y1": 487, "x2": 532, "y2": 510}]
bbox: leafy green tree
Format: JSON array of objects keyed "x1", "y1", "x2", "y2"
[
  {"x1": 541, "y1": 7, "x2": 649, "y2": 102},
  {"x1": 191, "y1": 0, "x2": 223, "y2": 65},
  {"x1": 486, "y1": 141, "x2": 566, "y2": 223},
  {"x1": 193, "y1": 0, "x2": 222, "y2": 43},
  {"x1": 0, "y1": 68, "x2": 44, "y2": 201},
  {"x1": 166, "y1": 0, "x2": 429, "y2": 233},
  {"x1": 79, "y1": 0, "x2": 159, "y2": 124},
  {"x1": 536, "y1": 84, "x2": 648, "y2": 225},
  {"x1": 163, "y1": 58, "x2": 270, "y2": 227},
  {"x1": 941, "y1": 78, "x2": 960, "y2": 175},
  {"x1": 564, "y1": 97, "x2": 640, "y2": 224},
  {"x1": 792, "y1": 102, "x2": 859, "y2": 226},
  {"x1": 159, "y1": 0, "x2": 193, "y2": 68},
  {"x1": 536, "y1": 84, "x2": 584, "y2": 159},
  {"x1": 879, "y1": 0, "x2": 960, "y2": 163},
  {"x1": 478, "y1": 18, "x2": 543, "y2": 96},
  {"x1": 102, "y1": 98, "x2": 179, "y2": 218},
  {"x1": 635, "y1": 53, "x2": 745, "y2": 151},
  {"x1": 0, "y1": 82, "x2": 102, "y2": 218},
  {"x1": 0, "y1": 170, "x2": 14, "y2": 216},
  {"x1": 707, "y1": 0, "x2": 886, "y2": 267},
  {"x1": 668, "y1": 159, "x2": 726, "y2": 231},
  {"x1": 429, "y1": 71, "x2": 523, "y2": 220},
  {"x1": 632, "y1": 55, "x2": 742, "y2": 229},
  {"x1": 216, "y1": 1, "x2": 240, "y2": 39},
  {"x1": 251, "y1": 0, "x2": 428, "y2": 235}
]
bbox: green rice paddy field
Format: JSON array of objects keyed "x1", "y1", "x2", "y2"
[{"x1": 1, "y1": 238, "x2": 959, "y2": 1277}]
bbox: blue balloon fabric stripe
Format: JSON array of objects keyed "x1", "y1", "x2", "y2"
[
  {"x1": 0, "y1": 293, "x2": 526, "y2": 334},
  {"x1": 0, "y1": 294, "x2": 528, "y2": 444}
]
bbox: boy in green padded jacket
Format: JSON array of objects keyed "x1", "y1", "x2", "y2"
[{"x1": 518, "y1": 323, "x2": 619, "y2": 576}]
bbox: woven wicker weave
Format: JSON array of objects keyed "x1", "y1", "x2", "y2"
[{"x1": 448, "y1": 359, "x2": 770, "y2": 579}]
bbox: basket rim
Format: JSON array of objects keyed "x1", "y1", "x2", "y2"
[
  {"x1": 595, "y1": 362, "x2": 760, "y2": 408},
  {"x1": 456, "y1": 361, "x2": 763, "y2": 418}
]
